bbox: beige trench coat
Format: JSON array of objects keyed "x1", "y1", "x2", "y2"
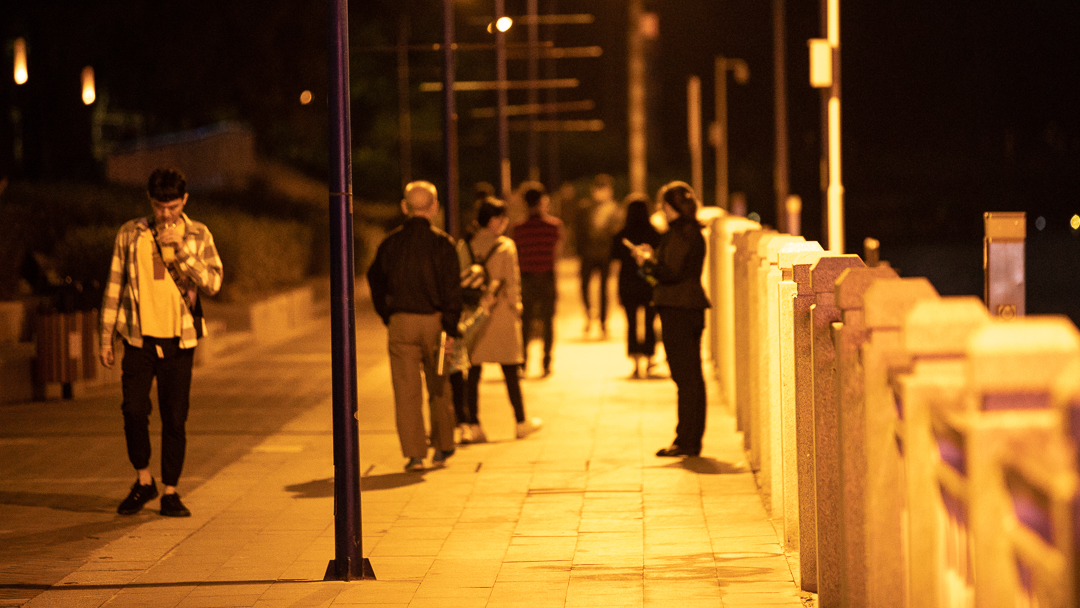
[{"x1": 457, "y1": 233, "x2": 524, "y2": 365}]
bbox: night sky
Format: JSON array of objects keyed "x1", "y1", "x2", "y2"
[{"x1": 2, "y1": 0, "x2": 1078, "y2": 250}]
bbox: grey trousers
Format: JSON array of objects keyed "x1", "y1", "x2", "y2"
[{"x1": 388, "y1": 312, "x2": 455, "y2": 458}]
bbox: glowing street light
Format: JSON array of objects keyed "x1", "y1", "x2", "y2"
[
  {"x1": 14, "y1": 37, "x2": 27, "y2": 84},
  {"x1": 809, "y1": 0, "x2": 844, "y2": 253},
  {"x1": 81, "y1": 66, "x2": 96, "y2": 105}
]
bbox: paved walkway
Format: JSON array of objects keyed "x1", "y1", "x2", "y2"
[{"x1": 3, "y1": 260, "x2": 813, "y2": 607}]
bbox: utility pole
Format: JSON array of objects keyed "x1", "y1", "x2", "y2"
[
  {"x1": 325, "y1": 0, "x2": 374, "y2": 582},
  {"x1": 496, "y1": 0, "x2": 511, "y2": 197},
  {"x1": 773, "y1": 0, "x2": 790, "y2": 233},
  {"x1": 443, "y1": 0, "x2": 460, "y2": 235},
  {"x1": 627, "y1": 0, "x2": 647, "y2": 195}
]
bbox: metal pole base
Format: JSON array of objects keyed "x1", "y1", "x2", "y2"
[{"x1": 323, "y1": 558, "x2": 375, "y2": 582}]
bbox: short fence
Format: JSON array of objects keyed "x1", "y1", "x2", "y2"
[{"x1": 702, "y1": 212, "x2": 1078, "y2": 608}]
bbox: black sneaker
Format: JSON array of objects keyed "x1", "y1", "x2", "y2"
[
  {"x1": 118, "y1": 480, "x2": 159, "y2": 515},
  {"x1": 160, "y1": 493, "x2": 191, "y2": 517}
]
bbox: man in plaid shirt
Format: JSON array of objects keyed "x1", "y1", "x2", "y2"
[{"x1": 99, "y1": 168, "x2": 223, "y2": 517}]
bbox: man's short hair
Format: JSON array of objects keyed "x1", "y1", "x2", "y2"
[
  {"x1": 521, "y1": 181, "x2": 546, "y2": 208},
  {"x1": 591, "y1": 173, "x2": 614, "y2": 191},
  {"x1": 403, "y1": 180, "x2": 439, "y2": 213},
  {"x1": 148, "y1": 168, "x2": 187, "y2": 202}
]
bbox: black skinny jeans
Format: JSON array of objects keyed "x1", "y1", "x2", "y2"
[
  {"x1": 455, "y1": 363, "x2": 526, "y2": 424},
  {"x1": 657, "y1": 306, "x2": 706, "y2": 453},
  {"x1": 121, "y1": 337, "x2": 194, "y2": 487}
]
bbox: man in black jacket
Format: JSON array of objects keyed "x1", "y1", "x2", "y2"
[{"x1": 367, "y1": 181, "x2": 463, "y2": 471}]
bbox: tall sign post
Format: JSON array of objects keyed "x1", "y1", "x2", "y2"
[{"x1": 325, "y1": 0, "x2": 375, "y2": 582}]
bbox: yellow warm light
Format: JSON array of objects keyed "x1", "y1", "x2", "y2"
[
  {"x1": 496, "y1": 17, "x2": 513, "y2": 32},
  {"x1": 1071, "y1": 214, "x2": 1080, "y2": 230},
  {"x1": 827, "y1": 0, "x2": 840, "y2": 47},
  {"x1": 14, "y1": 37, "x2": 27, "y2": 84},
  {"x1": 808, "y1": 39, "x2": 831, "y2": 88},
  {"x1": 299, "y1": 90, "x2": 313, "y2": 105},
  {"x1": 81, "y1": 66, "x2": 95, "y2": 105}
]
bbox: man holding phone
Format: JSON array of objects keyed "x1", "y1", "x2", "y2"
[{"x1": 99, "y1": 168, "x2": 223, "y2": 517}]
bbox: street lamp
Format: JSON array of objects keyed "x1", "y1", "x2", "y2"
[
  {"x1": 13, "y1": 37, "x2": 28, "y2": 85},
  {"x1": 809, "y1": 0, "x2": 843, "y2": 253},
  {"x1": 711, "y1": 55, "x2": 748, "y2": 212}
]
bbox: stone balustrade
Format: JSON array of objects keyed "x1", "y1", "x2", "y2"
[{"x1": 702, "y1": 210, "x2": 1080, "y2": 607}]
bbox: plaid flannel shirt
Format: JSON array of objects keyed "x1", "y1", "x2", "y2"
[{"x1": 99, "y1": 213, "x2": 223, "y2": 350}]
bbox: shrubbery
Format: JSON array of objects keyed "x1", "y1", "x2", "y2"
[{"x1": 0, "y1": 181, "x2": 378, "y2": 307}]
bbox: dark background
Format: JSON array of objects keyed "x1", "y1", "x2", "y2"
[{"x1": 1, "y1": 0, "x2": 1078, "y2": 313}]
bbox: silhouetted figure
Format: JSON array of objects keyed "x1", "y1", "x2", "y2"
[
  {"x1": 611, "y1": 195, "x2": 661, "y2": 378},
  {"x1": 575, "y1": 174, "x2": 621, "y2": 337},
  {"x1": 512, "y1": 182, "x2": 564, "y2": 377}
]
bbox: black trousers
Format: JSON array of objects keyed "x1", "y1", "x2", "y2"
[
  {"x1": 657, "y1": 307, "x2": 706, "y2": 453},
  {"x1": 465, "y1": 364, "x2": 525, "y2": 424},
  {"x1": 120, "y1": 337, "x2": 194, "y2": 487},
  {"x1": 579, "y1": 257, "x2": 610, "y2": 327},
  {"x1": 521, "y1": 271, "x2": 556, "y2": 370},
  {"x1": 623, "y1": 298, "x2": 657, "y2": 358}
]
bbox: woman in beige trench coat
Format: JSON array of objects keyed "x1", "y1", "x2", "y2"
[{"x1": 456, "y1": 196, "x2": 543, "y2": 442}]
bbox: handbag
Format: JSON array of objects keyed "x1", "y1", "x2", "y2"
[{"x1": 150, "y1": 222, "x2": 206, "y2": 339}]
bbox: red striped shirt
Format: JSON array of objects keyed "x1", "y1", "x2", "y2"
[{"x1": 512, "y1": 213, "x2": 563, "y2": 273}]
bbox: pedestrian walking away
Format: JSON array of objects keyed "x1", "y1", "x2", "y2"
[
  {"x1": 511, "y1": 181, "x2": 564, "y2": 378},
  {"x1": 99, "y1": 167, "x2": 224, "y2": 517},
  {"x1": 630, "y1": 181, "x2": 710, "y2": 458},
  {"x1": 458, "y1": 196, "x2": 543, "y2": 440},
  {"x1": 367, "y1": 180, "x2": 463, "y2": 472},
  {"x1": 575, "y1": 173, "x2": 621, "y2": 338},
  {"x1": 611, "y1": 194, "x2": 662, "y2": 378}
]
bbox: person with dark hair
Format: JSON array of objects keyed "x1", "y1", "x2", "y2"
[
  {"x1": 456, "y1": 196, "x2": 543, "y2": 441},
  {"x1": 575, "y1": 174, "x2": 621, "y2": 337},
  {"x1": 511, "y1": 182, "x2": 564, "y2": 378},
  {"x1": 611, "y1": 194, "x2": 662, "y2": 378},
  {"x1": 100, "y1": 167, "x2": 223, "y2": 517},
  {"x1": 368, "y1": 181, "x2": 463, "y2": 472},
  {"x1": 630, "y1": 181, "x2": 711, "y2": 457}
]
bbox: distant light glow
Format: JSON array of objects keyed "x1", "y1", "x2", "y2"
[
  {"x1": 808, "y1": 39, "x2": 832, "y2": 88},
  {"x1": 14, "y1": 37, "x2": 27, "y2": 85},
  {"x1": 639, "y1": 13, "x2": 659, "y2": 40},
  {"x1": 1071, "y1": 214, "x2": 1080, "y2": 231},
  {"x1": 1035, "y1": 216, "x2": 1046, "y2": 231},
  {"x1": 81, "y1": 66, "x2": 95, "y2": 105},
  {"x1": 299, "y1": 90, "x2": 313, "y2": 105},
  {"x1": 496, "y1": 17, "x2": 513, "y2": 32}
]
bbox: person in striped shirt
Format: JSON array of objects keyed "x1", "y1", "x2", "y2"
[
  {"x1": 511, "y1": 182, "x2": 564, "y2": 377},
  {"x1": 99, "y1": 168, "x2": 223, "y2": 518}
]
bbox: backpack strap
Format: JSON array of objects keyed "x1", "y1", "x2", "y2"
[{"x1": 468, "y1": 238, "x2": 501, "y2": 266}]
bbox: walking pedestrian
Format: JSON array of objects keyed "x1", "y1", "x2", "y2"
[
  {"x1": 367, "y1": 181, "x2": 462, "y2": 472},
  {"x1": 611, "y1": 195, "x2": 661, "y2": 378},
  {"x1": 511, "y1": 182, "x2": 564, "y2": 378},
  {"x1": 630, "y1": 181, "x2": 710, "y2": 457},
  {"x1": 575, "y1": 174, "x2": 621, "y2": 337},
  {"x1": 459, "y1": 196, "x2": 543, "y2": 440},
  {"x1": 99, "y1": 167, "x2": 224, "y2": 517}
]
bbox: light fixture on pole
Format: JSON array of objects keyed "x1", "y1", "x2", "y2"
[
  {"x1": 14, "y1": 37, "x2": 27, "y2": 85},
  {"x1": 808, "y1": 0, "x2": 843, "y2": 253},
  {"x1": 711, "y1": 56, "x2": 748, "y2": 212}
]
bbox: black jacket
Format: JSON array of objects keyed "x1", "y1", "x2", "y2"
[
  {"x1": 644, "y1": 216, "x2": 711, "y2": 310},
  {"x1": 366, "y1": 217, "x2": 463, "y2": 336}
]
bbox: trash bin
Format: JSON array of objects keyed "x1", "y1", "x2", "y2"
[{"x1": 34, "y1": 309, "x2": 97, "y2": 399}]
